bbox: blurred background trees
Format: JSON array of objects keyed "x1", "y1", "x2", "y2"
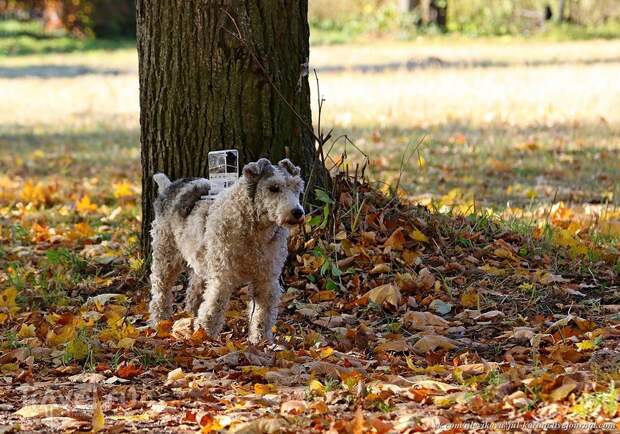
[
  {"x1": 0, "y1": 0, "x2": 135, "y2": 37},
  {"x1": 307, "y1": 0, "x2": 620, "y2": 41},
  {"x1": 1, "y1": 0, "x2": 618, "y2": 42}
]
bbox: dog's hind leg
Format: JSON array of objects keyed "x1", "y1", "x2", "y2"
[
  {"x1": 148, "y1": 228, "x2": 183, "y2": 327},
  {"x1": 195, "y1": 275, "x2": 233, "y2": 338},
  {"x1": 247, "y1": 279, "x2": 281, "y2": 344},
  {"x1": 185, "y1": 271, "x2": 204, "y2": 315}
]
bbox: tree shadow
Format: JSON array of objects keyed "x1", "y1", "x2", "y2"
[
  {"x1": 0, "y1": 64, "x2": 128, "y2": 78},
  {"x1": 334, "y1": 121, "x2": 619, "y2": 209},
  {"x1": 313, "y1": 56, "x2": 620, "y2": 74},
  {"x1": 0, "y1": 124, "x2": 140, "y2": 178}
]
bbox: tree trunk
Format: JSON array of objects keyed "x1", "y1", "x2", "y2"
[
  {"x1": 557, "y1": 0, "x2": 566, "y2": 22},
  {"x1": 410, "y1": 0, "x2": 447, "y2": 30},
  {"x1": 136, "y1": 0, "x2": 320, "y2": 258}
]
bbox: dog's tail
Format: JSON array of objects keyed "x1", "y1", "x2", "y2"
[{"x1": 153, "y1": 173, "x2": 172, "y2": 195}]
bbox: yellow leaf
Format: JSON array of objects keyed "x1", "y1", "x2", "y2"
[
  {"x1": 410, "y1": 228, "x2": 428, "y2": 243},
  {"x1": 0, "y1": 287, "x2": 19, "y2": 316},
  {"x1": 550, "y1": 382, "x2": 576, "y2": 402},
  {"x1": 20, "y1": 181, "x2": 48, "y2": 205},
  {"x1": 254, "y1": 383, "x2": 277, "y2": 395},
  {"x1": 576, "y1": 340, "x2": 597, "y2": 351},
  {"x1": 494, "y1": 247, "x2": 515, "y2": 260},
  {"x1": 460, "y1": 287, "x2": 480, "y2": 309},
  {"x1": 364, "y1": 284, "x2": 401, "y2": 307},
  {"x1": 92, "y1": 396, "x2": 105, "y2": 433},
  {"x1": 479, "y1": 264, "x2": 507, "y2": 276},
  {"x1": 319, "y1": 347, "x2": 334, "y2": 359},
  {"x1": 47, "y1": 324, "x2": 76, "y2": 347},
  {"x1": 76, "y1": 196, "x2": 98, "y2": 214},
  {"x1": 117, "y1": 337, "x2": 135, "y2": 349},
  {"x1": 113, "y1": 181, "x2": 134, "y2": 199},
  {"x1": 71, "y1": 222, "x2": 96, "y2": 239},
  {"x1": 66, "y1": 335, "x2": 90, "y2": 361},
  {"x1": 433, "y1": 391, "x2": 471, "y2": 408},
  {"x1": 309, "y1": 379, "x2": 326, "y2": 396},
  {"x1": 167, "y1": 367, "x2": 185, "y2": 382}
]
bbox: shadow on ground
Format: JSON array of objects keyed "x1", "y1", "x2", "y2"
[
  {"x1": 0, "y1": 64, "x2": 129, "y2": 78},
  {"x1": 336, "y1": 120, "x2": 619, "y2": 209},
  {"x1": 313, "y1": 56, "x2": 620, "y2": 74},
  {"x1": 0, "y1": 124, "x2": 140, "y2": 178}
]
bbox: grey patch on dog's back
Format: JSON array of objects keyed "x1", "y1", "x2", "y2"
[
  {"x1": 154, "y1": 177, "x2": 199, "y2": 215},
  {"x1": 175, "y1": 180, "x2": 211, "y2": 218}
]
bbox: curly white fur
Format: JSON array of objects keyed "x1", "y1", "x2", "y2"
[{"x1": 148, "y1": 158, "x2": 304, "y2": 344}]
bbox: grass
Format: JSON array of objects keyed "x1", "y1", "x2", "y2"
[
  {"x1": 0, "y1": 22, "x2": 618, "y2": 250},
  {"x1": 0, "y1": 20, "x2": 133, "y2": 56}
]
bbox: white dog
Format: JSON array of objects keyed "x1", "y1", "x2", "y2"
[{"x1": 148, "y1": 158, "x2": 304, "y2": 343}]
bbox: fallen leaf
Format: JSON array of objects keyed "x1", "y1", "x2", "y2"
[
  {"x1": 92, "y1": 395, "x2": 105, "y2": 433},
  {"x1": 280, "y1": 400, "x2": 307, "y2": 415},
  {"x1": 412, "y1": 335, "x2": 457, "y2": 354},
  {"x1": 384, "y1": 227, "x2": 406, "y2": 250},
  {"x1": 429, "y1": 299, "x2": 452, "y2": 315},
  {"x1": 15, "y1": 404, "x2": 65, "y2": 418},
  {"x1": 364, "y1": 284, "x2": 401, "y2": 307}
]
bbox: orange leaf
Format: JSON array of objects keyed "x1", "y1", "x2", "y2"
[
  {"x1": 116, "y1": 362, "x2": 143, "y2": 379},
  {"x1": 384, "y1": 227, "x2": 406, "y2": 250}
]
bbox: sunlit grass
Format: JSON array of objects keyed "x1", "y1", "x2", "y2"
[{"x1": 0, "y1": 37, "x2": 618, "y2": 248}]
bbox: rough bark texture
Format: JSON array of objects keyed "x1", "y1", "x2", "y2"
[{"x1": 137, "y1": 0, "x2": 319, "y2": 257}]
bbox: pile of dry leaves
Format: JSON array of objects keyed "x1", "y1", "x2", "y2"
[{"x1": 0, "y1": 171, "x2": 619, "y2": 433}]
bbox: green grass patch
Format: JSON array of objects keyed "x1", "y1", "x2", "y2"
[{"x1": 0, "y1": 20, "x2": 134, "y2": 56}]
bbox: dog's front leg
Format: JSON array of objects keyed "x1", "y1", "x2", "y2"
[
  {"x1": 195, "y1": 276, "x2": 233, "y2": 338},
  {"x1": 248, "y1": 280, "x2": 281, "y2": 344},
  {"x1": 148, "y1": 230, "x2": 182, "y2": 327},
  {"x1": 185, "y1": 271, "x2": 205, "y2": 315}
]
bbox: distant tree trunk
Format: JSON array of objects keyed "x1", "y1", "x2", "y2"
[
  {"x1": 557, "y1": 0, "x2": 566, "y2": 22},
  {"x1": 401, "y1": 0, "x2": 447, "y2": 31},
  {"x1": 136, "y1": 1, "x2": 321, "y2": 258},
  {"x1": 398, "y1": 0, "x2": 420, "y2": 11}
]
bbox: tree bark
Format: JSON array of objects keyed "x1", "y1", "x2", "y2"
[{"x1": 136, "y1": 0, "x2": 321, "y2": 258}]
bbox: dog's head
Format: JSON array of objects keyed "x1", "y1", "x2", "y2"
[{"x1": 243, "y1": 158, "x2": 305, "y2": 226}]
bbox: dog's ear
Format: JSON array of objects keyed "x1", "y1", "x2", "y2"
[
  {"x1": 243, "y1": 158, "x2": 272, "y2": 182},
  {"x1": 278, "y1": 159, "x2": 301, "y2": 177},
  {"x1": 243, "y1": 158, "x2": 274, "y2": 198}
]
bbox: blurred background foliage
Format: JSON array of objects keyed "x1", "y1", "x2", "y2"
[
  {"x1": 309, "y1": 0, "x2": 620, "y2": 43},
  {"x1": 0, "y1": 0, "x2": 618, "y2": 52}
]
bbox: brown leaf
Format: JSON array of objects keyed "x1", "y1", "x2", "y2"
[
  {"x1": 384, "y1": 227, "x2": 406, "y2": 250},
  {"x1": 280, "y1": 400, "x2": 307, "y2": 415},
  {"x1": 310, "y1": 290, "x2": 337, "y2": 303},
  {"x1": 369, "y1": 263, "x2": 391, "y2": 275},
  {"x1": 229, "y1": 417, "x2": 287, "y2": 434},
  {"x1": 15, "y1": 404, "x2": 66, "y2": 418},
  {"x1": 375, "y1": 338, "x2": 411, "y2": 353},
  {"x1": 403, "y1": 311, "x2": 449, "y2": 329},
  {"x1": 364, "y1": 284, "x2": 401, "y2": 307},
  {"x1": 412, "y1": 335, "x2": 457, "y2": 354}
]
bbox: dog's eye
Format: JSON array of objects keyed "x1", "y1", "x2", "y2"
[{"x1": 269, "y1": 185, "x2": 281, "y2": 193}]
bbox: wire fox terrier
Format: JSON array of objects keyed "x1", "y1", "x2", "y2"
[{"x1": 148, "y1": 158, "x2": 305, "y2": 343}]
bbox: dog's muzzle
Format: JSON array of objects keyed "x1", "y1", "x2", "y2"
[{"x1": 287, "y1": 207, "x2": 305, "y2": 225}]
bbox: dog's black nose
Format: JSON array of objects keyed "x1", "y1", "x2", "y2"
[{"x1": 291, "y1": 207, "x2": 304, "y2": 220}]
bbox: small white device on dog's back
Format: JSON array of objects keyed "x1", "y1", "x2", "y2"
[{"x1": 203, "y1": 149, "x2": 239, "y2": 202}]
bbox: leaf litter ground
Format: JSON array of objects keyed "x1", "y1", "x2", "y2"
[{"x1": 0, "y1": 166, "x2": 619, "y2": 433}]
